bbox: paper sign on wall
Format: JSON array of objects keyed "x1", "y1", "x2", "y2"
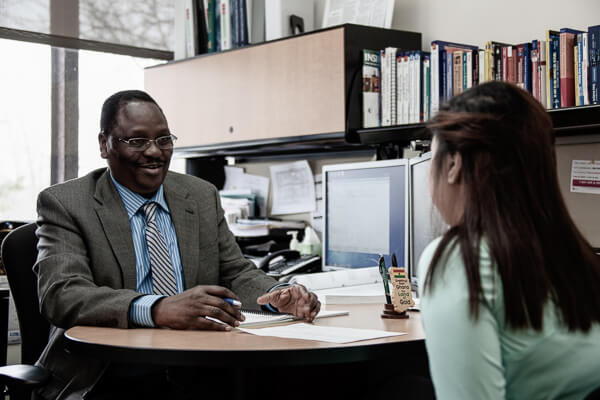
[{"x1": 570, "y1": 160, "x2": 600, "y2": 195}]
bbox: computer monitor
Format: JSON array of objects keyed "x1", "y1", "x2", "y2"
[
  {"x1": 322, "y1": 159, "x2": 408, "y2": 271},
  {"x1": 409, "y1": 152, "x2": 447, "y2": 290}
]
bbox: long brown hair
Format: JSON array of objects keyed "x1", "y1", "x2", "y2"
[{"x1": 424, "y1": 81, "x2": 600, "y2": 331}]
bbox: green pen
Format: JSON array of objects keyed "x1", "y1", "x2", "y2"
[{"x1": 378, "y1": 255, "x2": 392, "y2": 304}]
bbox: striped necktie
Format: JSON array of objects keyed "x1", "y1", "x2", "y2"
[{"x1": 142, "y1": 202, "x2": 178, "y2": 296}]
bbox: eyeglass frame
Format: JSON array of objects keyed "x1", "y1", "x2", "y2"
[{"x1": 115, "y1": 134, "x2": 178, "y2": 151}]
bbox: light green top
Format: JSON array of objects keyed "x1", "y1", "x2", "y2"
[{"x1": 418, "y1": 237, "x2": 600, "y2": 400}]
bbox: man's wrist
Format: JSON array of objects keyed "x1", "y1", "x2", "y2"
[{"x1": 129, "y1": 295, "x2": 165, "y2": 327}]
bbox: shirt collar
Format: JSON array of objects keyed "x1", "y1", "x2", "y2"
[{"x1": 109, "y1": 172, "x2": 170, "y2": 219}]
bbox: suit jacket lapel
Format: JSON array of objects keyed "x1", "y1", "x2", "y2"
[
  {"x1": 93, "y1": 171, "x2": 138, "y2": 290},
  {"x1": 164, "y1": 176, "x2": 200, "y2": 289}
]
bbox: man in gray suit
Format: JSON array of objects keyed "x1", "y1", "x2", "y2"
[{"x1": 34, "y1": 90, "x2": 320, "y2": 399}]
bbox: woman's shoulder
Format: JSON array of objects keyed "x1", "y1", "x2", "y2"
[{"x1": 417, "y1": 235, "x2": 499, "y2": 305}]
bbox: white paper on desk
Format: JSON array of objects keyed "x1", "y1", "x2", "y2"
[
  {"x1": 322, "y1": 0, "x2": 394, "y2": 29},
  {"x1": 239, "y1": 323, "x2": 405, "y2": 344},
  {"x1": 269, "y1": 160, "x2": 315, "y2": 215},
  {"x1": 224, "y1": 167, "x2": 270, "y2": 216}
]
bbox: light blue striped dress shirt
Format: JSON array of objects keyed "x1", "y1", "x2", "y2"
[{"x1": 110, "y1": 174, "x2": 184, "y2": 327}]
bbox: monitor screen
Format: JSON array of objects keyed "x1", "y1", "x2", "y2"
[
  {"x1": 322, "y1": 159, "x2": 408, "y2": 271},
  {"x1": 409, "y1": 152, "x2": 447, "y2": 288}
]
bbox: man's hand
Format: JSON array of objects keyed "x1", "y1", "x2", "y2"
[
  {"x1": 151, "y1": 285, "x2": 244, "y2": 331},
  {"x1": 256, "y1": 285, "x2": 321, "y2": 322}
]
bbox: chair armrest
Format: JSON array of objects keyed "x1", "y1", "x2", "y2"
[{"x1": 0, "y1": 364, "x2": 50, "y2": 387}]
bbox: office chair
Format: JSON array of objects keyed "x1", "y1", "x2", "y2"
[{"x1": 0, "y1": 223, "x2": 50, "y2": 399}]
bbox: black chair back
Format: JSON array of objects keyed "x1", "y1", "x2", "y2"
[{"x1": 0, "y1": 223, "x2": 49, "y2": 365}]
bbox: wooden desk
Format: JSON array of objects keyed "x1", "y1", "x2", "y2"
[
  {"x1": 65, "y1": 304, "x2": 429, "y2": 399},
  {"x1": 65, "y1": 304, "x2": 425, "y2": 367}
]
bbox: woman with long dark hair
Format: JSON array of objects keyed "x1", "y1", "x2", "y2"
[{"x1": 419, "y1": 81, "x2": 600, "y2": 399}]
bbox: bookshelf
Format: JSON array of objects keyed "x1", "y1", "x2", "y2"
[
  {"x1": 355, "y1": 104, "x2": 600, "y2": 146},
  {"x1": 145, "y1": 24, "x2": 421, "y2": 158}
]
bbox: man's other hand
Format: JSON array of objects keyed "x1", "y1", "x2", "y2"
[{"x1": 256, "y1": 285, "x2": 321, "y2": 322}]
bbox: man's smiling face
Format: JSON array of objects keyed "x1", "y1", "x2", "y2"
[{"x1": 99, "y1": 101, "x2": 172, "y2": 197}]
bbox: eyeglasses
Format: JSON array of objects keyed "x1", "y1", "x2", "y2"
[{"x1": 117, "y1": 134, "x2": 178, "y2": 151}]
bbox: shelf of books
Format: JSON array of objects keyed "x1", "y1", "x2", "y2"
[{"x1": 359, "y1": 24, "x2": 600, "y2": 145}]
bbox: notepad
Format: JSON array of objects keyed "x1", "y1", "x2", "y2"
[{"x1": 240, "y1": 309, "x2": 349, "y2": 327}]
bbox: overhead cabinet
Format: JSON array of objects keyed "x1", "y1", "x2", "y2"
[{"x1": 145, "y1": 24, "x2": 421, "y2": 150}]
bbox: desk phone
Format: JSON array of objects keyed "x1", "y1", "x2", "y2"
[{"x1": 256, "y1": 249, "x2": 321, "y2": 278}]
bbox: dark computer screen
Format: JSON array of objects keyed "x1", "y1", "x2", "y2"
[
  {"x1": 322, "y1": 159, "x2": 408, "y2": 270},
  {"x1": 409, "y1": 153, "x2": 447, "y2": 287}
]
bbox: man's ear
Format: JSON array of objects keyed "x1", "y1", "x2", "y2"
[
  {"x1": 99, "y1": 132, "x2": 108, "y2": 159},
  {"x1": 447, "y1": 152, "x2": 462, "y2": 184}
]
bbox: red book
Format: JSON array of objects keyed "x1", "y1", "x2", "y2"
[
  {"x1": 517, "y1": 44, "x2": 525, "y2": 88},
  {"x1": 560, "y1": 28, "x2": 583, "y2": 107},
  {"x1": 507, "y1": 46, "x2": 516, "y2": 83}
]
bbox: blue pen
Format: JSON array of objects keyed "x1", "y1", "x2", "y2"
[{"x1": 224, "y1": 298, "x2": 242, "y2": 307}]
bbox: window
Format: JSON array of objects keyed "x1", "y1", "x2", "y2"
[{"x1": 0, "y1": 38, "x2": 50, "y2": 221}]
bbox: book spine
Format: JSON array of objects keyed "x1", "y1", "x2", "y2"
[
  {"x1": 184, "y1": 0, "x2": 197, "y2": 57},
  {"x1": 517, "y1": 44, "x2": 524, "y2": 88},
  {"x1": 523, "y1": 43, "x2": 532, "y2": 93},
  {"x1": 560, "y1": 31, "x2": 576, "y2": 107},
  {"x1": 446, "y1": 50, "x2": 453, "y2": 100},
  {"x1": 380, "y1": 50, "x2": 388, "y2": 126},
  {"x1": 214, "y1": 0, "x2": 221, "y2": 51},
  {"x1": 539, "y1": 40, "x2": 548, "y2": 108},
  {"x1": 423, "y1": 53, "x2": 431, "y2": 121},
  {"x1": 583, "y1": 32, "x2": 589, "y2": 105},
  {"x1": 494, "y1": 44, "x2": 503, "y2": 81},
  {"x1": 413, "y1": 52, "x2": 419, "y2": 123},
  {"x1": 577, "y1": 34, "x2": 584, "y2": 105},
  {"x1": 531, "y1": 41, "x2": 540, "y2": 102},
  {"x1": 453, "y1": 51, "x2": 462, "y2": 96},
  {"x1": 590, "y1": 26, "x2": 600, "y2": 104},
  {"x1": 508, "y1": 46, "x2": 516, "y2": 83},
  {"x1": 502, "y1": 46, "x2": 508, "y2": 81},
  {"x1": 390, "y1": 47, "x2": 397, "y2": 125},
  {"x1": 220, "y1": 0, "x2": 231, "y2": 51},
  {"x1": 204, "y1": 0, "x2": 215, "y2": 52},
  {"x1": 396, "y1": 52, "x2": 403, "y2": 124},
  {"x1": 575, "y1": 44, "x2": 580, "y2": 106},
  {"x1": 231, "y1": 0, "x2": 239, "y2": 48},
  {"x1": 478, "y1": 49, "x2": 486, "y2": 84},
  {"x1": 406, "y1": 53, "x2": 412, "y2": 124},
  {"x1": 441, "y1": 49, "x2": 448, "y2": 103},
  {"x1": 362, "y1": 50, "x2": 380, "y2": 128},
  {"x1": 405, "y1": 53, "x2": 410, "y2": 124},
  {"x1": 548, "y1": 32, "x2": 561, "y2": 108},
  {"x1": 239, "y1": 0, "x2": 248, "y2": 46},
  {"x1": 472, "y1": 50, "x2": 479, "y2": 87},
  {"x1": 464, "y1": 51, "x2": 469, "y2": 89},
  {"x1": 430, "y1": 43, "x2": 439, "y2": 115}
]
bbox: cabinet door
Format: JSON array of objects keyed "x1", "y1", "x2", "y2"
[{"x1": 145, "y1": 28, "x2": 346, "y2": 148}]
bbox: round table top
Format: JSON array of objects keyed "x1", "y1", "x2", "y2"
[{"x1": 65, "y1": 304, "x2": 425, "y2": 367}]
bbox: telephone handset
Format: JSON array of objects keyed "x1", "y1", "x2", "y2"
[{"x1": 256, "y1": 249, "x2": 321, "y2": 277}]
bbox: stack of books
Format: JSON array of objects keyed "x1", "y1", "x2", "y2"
[
  {"x1": 180, "y1": 0, "x2": 264, "y2": 58},
  {"x1": 362, "y1": 23, "x2": 600, "y2": 128}
]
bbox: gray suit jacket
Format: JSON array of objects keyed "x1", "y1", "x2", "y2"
[{"x1": 34, "y1": 168, "x2": 278, "y2": 399}]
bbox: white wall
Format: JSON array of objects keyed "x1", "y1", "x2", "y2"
[{"x1": 315, "y1": 0, "x2": 600, "y2": 49}]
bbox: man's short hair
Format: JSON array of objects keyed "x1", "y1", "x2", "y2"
[{"x1": 100, "y1": 90, "x2": 164, "y2": 136}]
